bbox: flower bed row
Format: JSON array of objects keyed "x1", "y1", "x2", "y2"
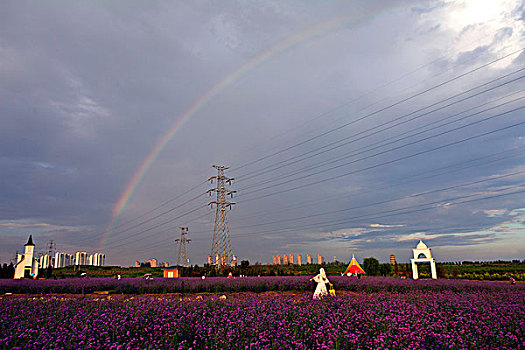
[
  {"x1": 0, "y1": 276, "x2": 522, "y2": 295},
  {"x1": 1, "y1": 288, "x2": 523, "y2": 349}
]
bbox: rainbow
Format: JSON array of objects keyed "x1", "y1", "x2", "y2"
[{"x1": 101, "y1": 4, "x2": 406, "y2": 250}]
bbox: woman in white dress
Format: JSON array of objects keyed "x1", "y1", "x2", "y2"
[{"x1": 310, "y1": 268, "x2": 331, "y2": 299}]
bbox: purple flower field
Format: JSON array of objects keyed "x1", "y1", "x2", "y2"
[
  {"x1": 0, "y1": 277, "x2": 523, "y2": 349},
  {"x1": 1, "y1": 276, "x2": 521, "y2": 295},
  {"x1": 1, "y1": 289, "x2": 524, "y2": 349}
]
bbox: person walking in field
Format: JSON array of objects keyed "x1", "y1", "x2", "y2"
[{"x1": 310, "y1": 268, "x2": 331, "y2": 299}]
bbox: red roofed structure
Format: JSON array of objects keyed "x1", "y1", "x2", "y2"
[{"x1": 343, "y1": 255, "x2": 366, "y2": 275}]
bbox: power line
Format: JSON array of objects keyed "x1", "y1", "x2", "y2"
[
  {"x1": 230, "y1": 47, "x2": 524, "y2": 173},
  {"x1": 102, "y1": 95, "x2": 524, "y2": 252},
  {"x1": 233, "y1": 171, "x2": 525, "y2": 231},
  {"x1": 73, "y1": 180, "x2": 208, "y2": 246},
  {"x1": 234, "y1": 69, "x2": 525, "y2": 182},
  {"x1": 102, "y1": 192, "x2": 206, "y2": 244},
  {"x1": 190, "y1": 224, "x2": 504, "y2": 243},
  {"x1": 109, "y1": 209, "x2": 214, "y2": 254},
  {"x1": 236, "y1": 86, "x2": 525, "y2": 192},
  {"x1": 101, "y1": 85, "x2": 523, "y2": 249},
  {"x1": 238, "y1": 105, "x2": 525, "y2": 200},
  {"x1": 107, "y1": 180, "x2": 207, "y2": 232},
  {"x1": 225, "y1": 144, "x2": 525, "y2": 225},
  {"x1": 110, "y1": 161, "x2": 525, "y2": 254},
  {"x1": 190, "y1": 170, "x2": 525, "y2": 235},
  {"x1": 110, "y1": 148, "x2": 525, "y2": 254},
  {"x1": 98, "y1": 52, "x2": 525, "y2": 255},
  {"x1": 107, "y1": 115, "x2": 525, "y2": 251},
  {"x1": 227, "y1": 33, "x2": 511, "y2": 171},
  {"x1": 228, "y1": 186, "x2": 525, "y2": 238},
  {"x1": 186, "y1": 186, "x2": 525, "y2": 241},
  {"x1": 112, "y1": 165, "x2": 525, "y2": 255},
  {"x1": 102, "y1": 204, "x2": 208, "y2": 250},
  {"x1": 98, "y1": 49, "x2": 523, "y2": 254}
]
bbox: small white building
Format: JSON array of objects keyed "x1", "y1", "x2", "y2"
[
  {"x1": 411, "y1": 240, "x2": 437, "y2": 280},
  {"x1": 14, "y1": 235, "x2": 40, "y2": 279}
]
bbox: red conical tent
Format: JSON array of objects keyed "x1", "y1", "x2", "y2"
[{"x1": 343, "y1": 255, "x2": 366, "y2": 275}]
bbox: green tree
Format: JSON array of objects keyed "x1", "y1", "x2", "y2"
[
  {"x1": 363, "y1": 257, "x2": 380, "y2": 276},
  {"x1": 0, "y1": 263, "x2": 6, "y2": 278},
  {"x1": 379, "y1": 263, "x2": 392, "y2": 276}
]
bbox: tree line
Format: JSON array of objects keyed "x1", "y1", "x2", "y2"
[{"x1": 0, "y1": 263, "x2": 15, "y2": 278}]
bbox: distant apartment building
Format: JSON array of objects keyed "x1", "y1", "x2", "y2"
[
  {"x1": 270, "y1": 253, "x2": 328, "y2": 265},
  {"x1": 20, "y1": 245, "x2": 103, "y2": 270},
  {"x1": 74, "y1": 252, "x2": 105, "y2": 266},
  {"x1": 270, "y1": 253, "x2": 328, "y2": 266},
  {"x1": 54, "y1": 252, "x2": 74, "y2": 268},
  {"x1": 38, "y1": 251, "x2": 103, "y2": 268},
  {"x1": 212, "y1": 254, "x2": 230, "y2": 266},
  {"x1": 148, "y1": 258, "x2": 158, "y2": 267},
  {"x1": 92, "y1": 253, "x2": 105, "y2": 266},
  {"x1": 38, "y1": 254, "x2": 51, "y2": 269},
  {"x1": 75, "y1": 252, "x2": 89, "y2": 266},
  {"x1": 135, "y1": 259, "x2": 168, "y2": 268}
]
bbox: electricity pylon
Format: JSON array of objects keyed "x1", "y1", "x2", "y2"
[
  {"x1": 175, "y1": 226, "x2": 191, "y2": 267},
  {"x1": 206, "y1": 165, "x2": 236, "y2": 268}
]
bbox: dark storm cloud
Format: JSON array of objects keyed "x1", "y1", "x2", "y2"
[{"x1": 1, "y1": 0, "x2": 524, "y2": 265}]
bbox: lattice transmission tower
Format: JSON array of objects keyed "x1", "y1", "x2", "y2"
[
  {"x1": 175, "y1": 226, "x2": 191, "y2": 267},
  {"x1": 207, "y1": 165, "x2": 236, "y2": 268}
]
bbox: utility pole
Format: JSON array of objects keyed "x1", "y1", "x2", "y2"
[
  {"x1": 206, "y1": 165, "x2": 236, "y2": 268},
  {"x1": 175, "y1": 226, "x2": 191, "y2": 267}
]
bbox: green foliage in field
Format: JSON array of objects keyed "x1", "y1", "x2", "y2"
[{"x1": 363, "y1": 257, "x2": 380, "y2": 275}]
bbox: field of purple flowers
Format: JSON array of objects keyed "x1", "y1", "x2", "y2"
[
  {"x1": 1, "y1": 286, "x2": 524, "y2": 349},
  {"x1": 0, "y1": 276, "x2": 521, "y2": 295}
]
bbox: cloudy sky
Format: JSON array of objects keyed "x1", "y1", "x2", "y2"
[{"x1": 1, "y1": 0, "x2": 525, "y2": 266}]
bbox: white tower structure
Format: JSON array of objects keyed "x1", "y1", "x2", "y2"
[
  {"x1": 14, "y1": 234, "x2": 39, "y2": 279},
  {"x1": 410, "y1": 240, "x2": 437, "y2": 280}
]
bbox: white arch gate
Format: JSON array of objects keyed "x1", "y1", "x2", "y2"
[{"x1": 411, "y1": 240, "x2": 437, "y2": 280}]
